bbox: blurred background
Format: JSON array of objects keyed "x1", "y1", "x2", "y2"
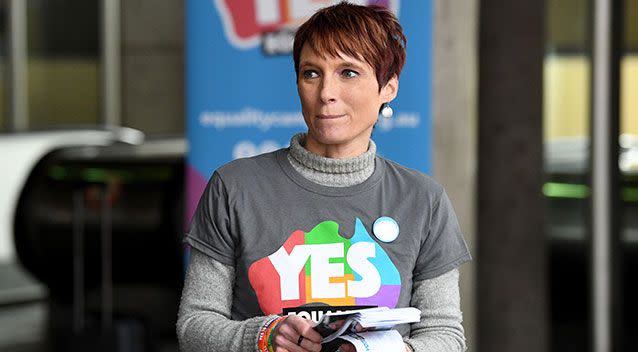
[{"x1": 0, "y1": 0, "x2": 636, "y2": 352}]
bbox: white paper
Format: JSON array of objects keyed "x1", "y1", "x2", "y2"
[
  {"x1": 338, "y1": 330, "x2": 404, "y2": 352},
  {"x1": 357, "y1": 307, "x2": 421, "y2": 327}
]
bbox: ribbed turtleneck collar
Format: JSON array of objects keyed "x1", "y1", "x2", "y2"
[{"x1": 286, "y1": 133, "x2": 376, "y2": 187}]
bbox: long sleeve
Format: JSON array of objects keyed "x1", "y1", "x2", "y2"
[
  {"x1": 177, "y1": 248, "x2": 275, "y2": 352},
  {"x1": 178, "y1": 247, "x2": 467, "y2": 352},
  {"x1": 403, "y1": 269, "x2": 467, "y2": 352}
]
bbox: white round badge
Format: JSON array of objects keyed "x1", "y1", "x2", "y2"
[{"x1": 372, "y1": 217, "x2": 400, "y2": 243}]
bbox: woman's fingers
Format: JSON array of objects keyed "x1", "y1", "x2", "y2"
[
  {"x1": 273, "y1": 316, "x2": 322, "y2": 352},
  {"x1": 299, "y1": 337, "x2": 322, "y2": 352},
  {"x1": 287, "y1": 316, "x2": 323, "y2": 343},
  {"x1": 274, "y1": 334, "x2": 321, "y2": 352},
  {"x1": 276, "y1": 316, "x2": 322, "y2": 343},
  {"x1": 329, "y1": 319, "x2": 346, "y2": 330}
]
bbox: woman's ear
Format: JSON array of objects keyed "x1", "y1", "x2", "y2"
[{"x1": 380, "y1": 74, "x2": 399, "y2": 102}]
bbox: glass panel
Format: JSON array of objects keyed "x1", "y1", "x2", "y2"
[
  {"x1": 621, "y1": 0, "x2": 638, "y2": 139},
  {"x1": 621, "y1": 0, "x2": 638, "y2": 345},
  {"x1": 544, "y1": 0, "x2": 591, "y2": 351},
  {"x1": 0, "y1": 3, "x2": 7, "y2": 131},
  {"x1": 27, "y1": 0, "x2": 100, "y2": 129}
]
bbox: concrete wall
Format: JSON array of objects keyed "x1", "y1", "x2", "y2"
[{"x1": 432, "y1": 1, "x2": 478, "y2": 350}]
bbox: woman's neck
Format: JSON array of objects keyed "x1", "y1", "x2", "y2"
[
  {"x1": 286, "y1": 133, "x2": 376, "y2": 187},
  {"x1": 303, "y1": 132, "x2": 373, "y2": 159}
]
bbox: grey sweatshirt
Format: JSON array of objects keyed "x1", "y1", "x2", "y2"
[{"x1": 177, "y1": 134, "x2": 467, "y2": 351}]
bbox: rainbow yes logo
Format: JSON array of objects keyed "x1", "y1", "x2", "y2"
[
  {"x1": 213, "y1": 0, "x2": 399, "y2": 49},
  {"x1": 248, "y1": 219, "x2": 401, "y2": 314}
]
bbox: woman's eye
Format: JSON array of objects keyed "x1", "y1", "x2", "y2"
[
  {"x1": 302, "y1": 70, "x2": 319, "y2": 79},
  {"x1": 342, "y1": 69, "x2": 359, "y2": 78}
]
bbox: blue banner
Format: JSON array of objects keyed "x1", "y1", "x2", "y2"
[{"x1": 186, "y1": 0, "x2": 432, "y2": 221}]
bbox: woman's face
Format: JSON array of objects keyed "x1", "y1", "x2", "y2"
[{"x1": 297, "y1": 44, "x2": 398, "y2": 158}]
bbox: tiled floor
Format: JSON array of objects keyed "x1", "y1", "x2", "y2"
[
  {"x1": 0, "y1": 343, "x2": 47, "y2": 352},
  {"x1": 1, "y1": 262, "x2": 179, "y2": 352},
  {"x1": 0, "y1": 262, "x2": 48, "y2": 352},
  {"x1": 0, "y1": 262, "x2": 47, "y2": 305},
  {"x1": 0, "y1": 302, "x2": 47, "y2": 352},
  {"x1": 0, "y1": 301, "x2": 178, "y2": 352}
]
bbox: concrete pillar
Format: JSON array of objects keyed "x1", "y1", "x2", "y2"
[
  {"x1": 121, "y1": 0, "x2": 184, "y2": 135},
  {"x1": 432, "y1": 0, "x2": 478, "y2": 350},
  {"x1": 477, "y1": 1, "x2": 547, "y2": 351}
]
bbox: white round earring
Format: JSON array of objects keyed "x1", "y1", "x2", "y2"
[{"x1": 380, "y1": 103, "x2": 393, "y2": 118}]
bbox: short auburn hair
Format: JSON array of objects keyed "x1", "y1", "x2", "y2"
[{"x1": 293, "y1": 1, "x2": 407, "y2": 91}]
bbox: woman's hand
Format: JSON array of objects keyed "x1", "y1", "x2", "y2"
[{"x1": 271, "y1": 315, "x2": 323, "y2": 352}]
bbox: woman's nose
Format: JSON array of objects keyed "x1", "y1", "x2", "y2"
[{"x1": 319, "y1": 77, "x2": 338, "y2": 104}]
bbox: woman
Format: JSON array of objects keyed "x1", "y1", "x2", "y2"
[{"x1": 177, "y1": 3, "x2": 471, "y2": 352}]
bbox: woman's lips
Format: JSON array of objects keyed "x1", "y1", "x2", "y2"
[{"x1": 317, "y1": 114, "x2": 345, "y2": 119}]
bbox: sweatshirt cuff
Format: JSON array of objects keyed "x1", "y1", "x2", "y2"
[{"x1": 245, "y1": 315, "x2": 280, "y2": 352}]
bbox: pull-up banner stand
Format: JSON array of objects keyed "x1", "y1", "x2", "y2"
[{"x1": 186, "y1": 0, "x2": 433, "y2": 224}]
